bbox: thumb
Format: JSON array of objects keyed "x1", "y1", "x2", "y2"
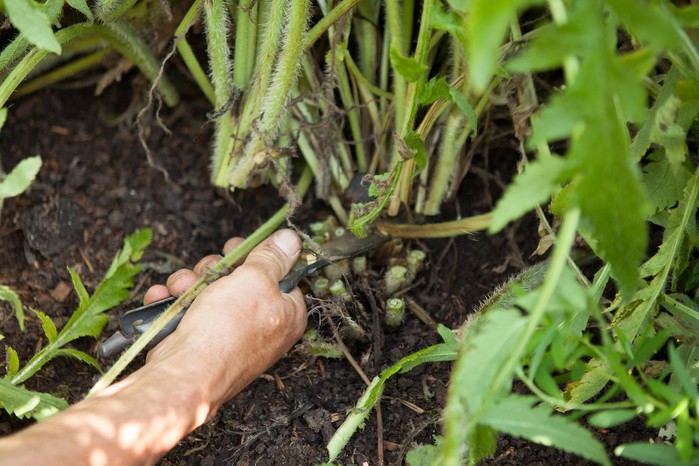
[{"x1": 241, "y1": 229, "x2": 301, "y2": 283}]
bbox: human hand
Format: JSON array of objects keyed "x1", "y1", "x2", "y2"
[{"x1": 139, "y1": 229, "x2": 307, "y2": 410}]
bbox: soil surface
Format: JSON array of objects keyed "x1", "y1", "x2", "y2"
[{"x1": 0, "y1": 82, "x2": 657, "y2": 465}]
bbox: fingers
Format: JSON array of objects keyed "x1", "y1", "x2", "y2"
[
  {"x1": 193, "y1": 254, "x2": 223, "y2": 276},
  {"x1": 241, "y1": 229, "x2": 301, "y2": 283},
  {"x1": 143, "y1": 285, "x2": 170, "y2": 305}
]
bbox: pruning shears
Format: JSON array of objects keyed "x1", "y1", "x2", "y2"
[{"x1": 98, "y1": 231, "x2": 390, "y2": 358}]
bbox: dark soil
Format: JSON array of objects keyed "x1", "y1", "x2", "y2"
[{"x1": 0, "y1": 83, "x2": 657, "y2": 465}]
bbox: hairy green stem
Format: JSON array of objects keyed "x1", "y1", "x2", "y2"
[
  {"x1": 229, "y1": 0, "x2": 310, "y2": 189},
  {"x1": 95, "y1": 0, "x2": 138, "y2": 22},
  {"x1": 89, "y1": 167, "x2": 313, "y2": 394}
]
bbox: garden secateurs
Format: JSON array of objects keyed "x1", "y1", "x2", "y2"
[{"x1": 99, "y1": 231, "x2": 390, "y2": 358}]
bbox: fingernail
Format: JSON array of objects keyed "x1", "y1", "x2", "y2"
[{"x1": 273, "y1": 229, "x2": 300, "y2": 257}]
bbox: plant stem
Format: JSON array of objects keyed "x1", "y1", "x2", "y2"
[
  {"x1": 89, "y1": 167, "x2": 313, "y2": 395},
  {"x1": 388, "y1": 0, "x2": 434, "y2": 215},
  {"x1": 175, "y1": 0, "x2": 215, "y2": 105},
  {"x1": 303, "y1": 0, "x2": 362, "y2": 51},
  {"x1": 14, "y1": 48, "x2": 109, "y2": 97},
  {"x1": 233, "y1": 0, "x2": 258, "y2": 90}
]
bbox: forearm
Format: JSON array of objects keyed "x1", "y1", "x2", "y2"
[{"x1": 0, "y1": 359, "x2": 214, "y2": 466}]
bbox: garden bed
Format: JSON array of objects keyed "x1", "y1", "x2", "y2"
[{"x1": 0, "y1": 83, "x2": 658, "y2": 465}]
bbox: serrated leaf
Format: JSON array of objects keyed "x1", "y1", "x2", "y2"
[
  {"x1": 605, "y1": 0, "x2": 681, "y2": 50},
  {"x1": 10, "y1": 229, "x2": 151, "y2": 385},
  {"x1": 0, "y1": 156, "x2": 42, "y2": 200},
  {"x1": 642, "y1": 153, "x2": 691, "y2": 213},
  {"x1": 490, "y1": 156, "x2": 567, "y2": 233},
  {"x1": 419, "y1": 76, "x2": 451, "y2": 105},
  {"x1": 0, "y1": 285, "x2": 24, "y2": 331},
  {"x1": 482, "y1": 395, "x2": 610, "y2": 465},
  {"x1": 349, "y1": 167, "x2": 400, "y2": 237},
  {"x1": 55, "y1": 348, "x2": 101, "y2": 372},
  {"x1": 430, "y1": 2, "x2": 465, "y2": 43},
  {"x1": 587, "y1": 409, "x2": 638, "y2": 428},
  {"x1": 615, "y1": 442, "x2": 692, "y2": 466},
  {"x1": 65, "y1": 0, "x2": 92, "y2": 21},
  {"x1": 0, "y1": 377, "x2": 67, "y2": 420},
  {"x1": 468, "y1": 0, "x2": 542, "y2": 92},
  {"x1": 327, "y1": 332, "x2": 458, "y2": 461},
  {"x1": 389, "y1": 45, "x2": 428, "y2": 82},
  {"x1": 3, "y1": 0, "x2": 61, "y2": 53},
  {"x1": 5, "y1": 345, "x2": 19, "y2": 377},
  {"x1": 31, "y1": 308, "x2": 57, "y2": 344}
]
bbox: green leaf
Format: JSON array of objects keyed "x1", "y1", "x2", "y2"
[
  {"x1": 5, "y1": 345, "x2": 20, "y2": 377},
  {"x1": 650, "y1": 96, "x2": 689, "y2": 168},
  {"x1": 615, "y1": 443, "x2": 694, "y2": 466},
  {"x1": 587, "y1": 409, "x2": 638, "y2": 428},
  {"x1": 642, "y1": 152, "x2": 691, "y2": 213},
  {"x1": 482, "y1": 395, "x2": 610, "y2": 465},
  {"x1": 419, "y1": 76, "x2": 451, "y2": 105},
  {"x1": 0, "y1": 156, "x2": 42, "y2": 200},
  {"x1": 389, "y1": 45, "x2": 428, "y2": 82},
  {"x1": 10, "y1": 229, "x2": 151, "y2": 385},
  {"x1": 0, "y1": 377, "x2": 67, "y2": 420},
  {"x1": 31, "y1": 309, "x2": 57, "y2": 344},
  {"x1": 468, "y1": 0, "x2": 543, "y2": 91},
  {"x1": 404, "y1": 131, "x2": 427, "y2": 179},
  {"x1": 430, "y1": 2, "x2": 465, "y2": 43},
  {"x1": 327, "y1": 330, "x2": 458, "y2": 461},
  {"x1": 448, "y1": 88, "x2": 477, "y2": 136},
  {"x1": 490, "y1": 156, "x2": 567, "y2": 233},
  {"x1": 668, "y1": 344, "x2": 698, "y2": 401},
  {"x1": 604, "y1": 0, "x2": 681, "y2": 50},
  {"x1": 406, "y1": 437, "x2": 443, "y2": 466},
  {"x1": 3, "y1": 0, "x2": 61, "y2": 54},
  {"x1": 0, "y1": 108, "x2": 6, "y2": 131},
  {"x1": 65, "y1": 0, "x2": 93, "y2": 21},
  {"x1": 55, "y1": 348, "x2": 101, "y2": 372},
  {"x1": 0, "y1": 285, "x2": 24, "y2": 331}
]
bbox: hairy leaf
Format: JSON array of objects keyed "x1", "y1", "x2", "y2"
[
  {"x1": 0, "y1": 285, "x2": 24, "y2": 331},
  {"x1": 0, "y1": 377, "x2": 67, "y2": 420},
  {"x1": 482, "y1": 395, "x2": 610, "y2": 465},
  {"x1": 3, "y1": 0, "x2": 61, "y2": 53},
  {"x1": 0, "y1": 156, "x2": 42, "y2": 200}
]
